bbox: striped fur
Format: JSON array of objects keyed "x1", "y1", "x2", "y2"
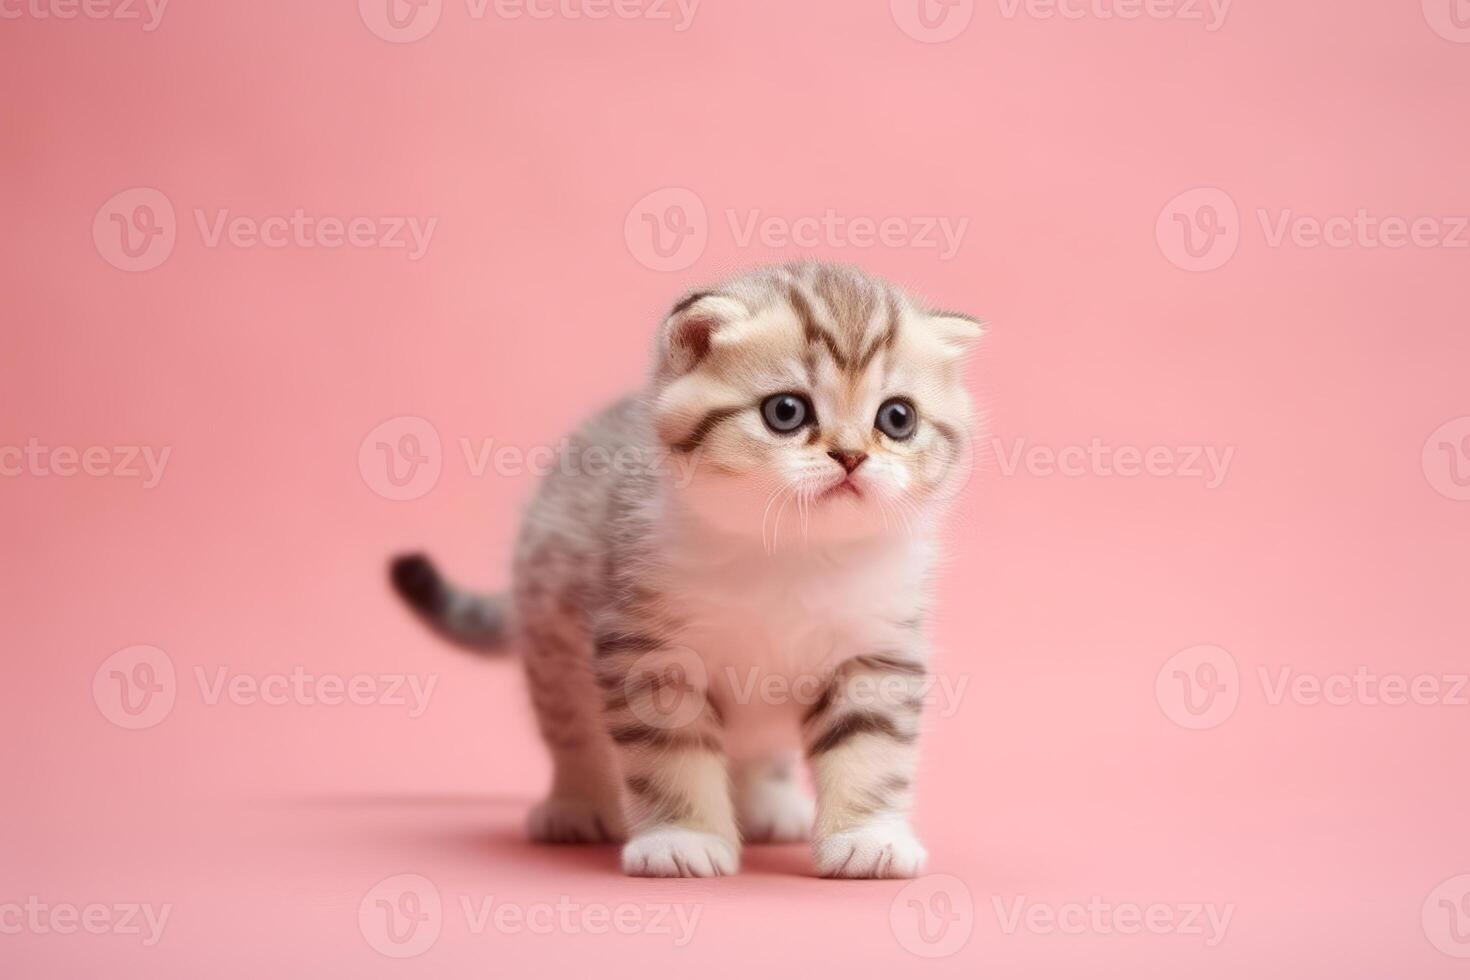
[{"x1": 389, "y1": 554, "x2": 509, "y2": 652}]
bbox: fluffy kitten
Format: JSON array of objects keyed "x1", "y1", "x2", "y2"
[{"x1": 392, "y1": 262, "x2": 981, "y2": 878}]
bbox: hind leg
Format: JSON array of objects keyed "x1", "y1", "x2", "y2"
[
  {"x1": 520, "y1": 622, "x2": 626, "y2": 844},
  {"x1": 527, "y1": 745, "x2": 624, "y2": 844}
]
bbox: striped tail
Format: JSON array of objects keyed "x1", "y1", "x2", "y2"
[{"x1": 389, "y1": 554, "x2": 510, "y2": 653}]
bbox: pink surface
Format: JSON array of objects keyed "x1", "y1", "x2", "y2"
[{"x1": 3, "y1": 1, "x2": 1469, "y2": 976}]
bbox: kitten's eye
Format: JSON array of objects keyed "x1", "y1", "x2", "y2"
[
  {"x1": 875, "y1": 398, "x2": 918, "y2": 440},
  {"x1": 760, "y1": 393, "x2": 813, "y2": 434}
]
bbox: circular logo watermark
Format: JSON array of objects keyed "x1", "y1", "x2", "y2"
[
  {"x1": 93, "y1": 187, "x2": 176, "y2": 273},
  {"x1": 1422, "y1": 416, "x2": 1470, "y2": 501},
  {"x1": 1423, "y1": 874, "x2": 1470, "y2": 957},
  {"x1": 359, "y1": 873, "x2": 442, "y2": 957},
  {"x1": 359, "y1": 0, "x2": 442, "y2": 42},
  {"x1": 1156, "y1": 187, "x2": 1240, "y2": 272},
  {"x1": 1155, "y1": 644, "x2": 1239, "y2": 730},
  {"x1": 890, "y1": 0, "x2": 975, "y2": 43},
  {"x1": 890, "y1": 874, "x2": 975, "y2": 957},
  {"x1": 93, "y1": 645, "x2": 177, "y2": 730},
  {"x1": 359, "y1": 416, "x2": 442, "y2": 501},
  {"x1": 623, "y1": 646, "x2": 709, "y2": 731},
  {"x1": 624, "y1": 187, "x2": 708, "y2": 273},
  {"x1": 1423, "y1": 0, "x2": 1470, "y2": 43}
]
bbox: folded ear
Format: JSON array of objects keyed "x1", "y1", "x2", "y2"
[
  {"x1": 927, "y1": 311, "x2": 986, "y2": 358},
  {"x1": 657, "y1": 292, "x2": 749, "y2": 375}
]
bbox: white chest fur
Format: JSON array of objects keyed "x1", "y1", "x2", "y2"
[{"x1": 653, "y1": 524, "x2": 934, "y2": 756}]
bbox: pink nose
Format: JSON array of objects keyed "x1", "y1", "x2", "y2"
[{"x1": 828, "y1": 449, "x2": 868, "y2": 473}]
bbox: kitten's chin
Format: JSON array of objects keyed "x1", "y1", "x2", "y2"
[{"x1": 666, "y1": 471, "x2": 923, "y2": 547}]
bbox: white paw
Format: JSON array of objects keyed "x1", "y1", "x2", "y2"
[
  {"x1": 812, "y1": 820, "x2": 927, "y2": 878},
  {"x1": 739, "y1": 782, "x2": 815, "y2": 844},
  {"x1": 622, "y1": 826, "x2": 739, "y2": 877},
  {"x1": 528, "y1": 797, "x2": 621, "y2": 844}
]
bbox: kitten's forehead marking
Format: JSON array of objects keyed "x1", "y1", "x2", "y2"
[{"x1": 786, "y1": 277, "x2": 902, "y2": 389}]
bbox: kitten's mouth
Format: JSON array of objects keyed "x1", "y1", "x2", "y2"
[{"x1": 819, "y1": 478, "x2": 864, "y2": 502}]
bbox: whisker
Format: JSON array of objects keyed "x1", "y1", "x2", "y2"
[
  {"x1": 798, "y1": 486, "x2": 811, "y2": 545},
  {"x1": 771, "y1": 486, "x2": 794, "y2": 552},
  {"x1": 759, "y1": 484, "x2": 784, "y2": 554}
]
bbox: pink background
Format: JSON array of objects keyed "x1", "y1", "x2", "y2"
[{"x1": 3, "y1": 0, "x2": 1469, "y2": 976}]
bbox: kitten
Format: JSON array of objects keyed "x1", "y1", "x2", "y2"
[{"x1": 391, "y1": 262, "x2": 981, "y2": 878}]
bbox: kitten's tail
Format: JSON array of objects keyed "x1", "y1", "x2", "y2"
[{"x1": 389, "y1": 554, "x2": 510, "y2": 654}]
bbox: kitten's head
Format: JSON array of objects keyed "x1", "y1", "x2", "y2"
[{"x1": 650, "y1": 263, "x2": 982, "y2": 542}]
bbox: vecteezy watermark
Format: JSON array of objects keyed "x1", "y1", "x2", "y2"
[
  {"x1": 193, "y1": 209, "x2": 436, "y2": 259},
  {"x1": 1155, "y1": 644, "x2": 1240, "y2": 730},
  {"x1": 0, "y1": 0, "x2": 169, "y2": 31},
  {"x1": 358, "y1": 0, "x2": 700, "y2": 43},
  {"x1": 621, "y1": 650, "x2": 969, "y2": 732},
  {"x1": 721, "y1": 664, "x2": 968, "y2": 719},
  {"x1": 0, "y1": 439, "x2": 171, "y2": 489},
  {"x1": 624, "y1": 187, "x2": 971, "y2": 272},
  {"x1": 1422, "y1": 0, "x2": 1470, "y2": 44},
  {"x1": 459, "y1": 436, "x2": 701, "y2": 486},
  {"x1": 359, "y1": 416, "x2": 443, "y2": 502},
  {"x1": 93, "y1": 646, "x2": 440, "y2": 730},
  {"x1": 0, "y1": 898, "x2": 172, "y2": 947},
  {"x1": 358, "y1": 874, "x2": 702, "y2": 958},
  {"x1": 1158, "y1": 187, "x2": 1470, "y2": 271},
  {"x1": 1258, "y1": 666, "x2": 1469, "y2": 709},
  {"x1": 359, "y1": 875, "x2": 442, "y2": 958},
  {"x1": 891, "y1": 874, "x2": 975, "y2": 958},
  {"x1": 359, "y1": 0, "x2": 444, "y2": 42},
  {"x1": 93, "y1": 187, "x2": 437, "y2": 272},
  {"x1": 621, "y1": 647, "x2": 711, "y2": 731},
  {"x1": 1423, "y1": 417, "x2": 1470, "y2": 502},
  {"x1": 1256, "y1": 209, "x2": 1470, "y2": 251},
  {"x1": 624, "y1": 188, "x2": 709, "y2": 273},
  {"x1": 460, "y1": 895, "x2": 700, "y2": 946},
  {"x1": 892, "y1": 0, "x2": 1230, "y2": 41},
  {"x1": 890, "y1": 0, "x2": 975, "y2": 43},
  {"x1": 996, "y1": 0, "x2": 1231, "y2": 30},
  {"x1": 1424, "y1": 875, "x2": 1470, "y2": 958},
  {"x1": 93, "y1": 188, "x2": 176, "y2": 272},
  {"x1": 1157, "y1": 645, "x2": 1470, "y2": 730},
  {"x1": 358, "y1": 416, "x2": 705, "y2": 502},
  {"x1": 1156, "y1": 188, "x2": 1240, "y2": 272},
  {"x1": 194, "y1": 667, "x2": 438, "y2": 718},
  {"x1": 992, "y1": 896, "x2": 1234, "y2": 947},
  {"x1": 727, "y1": 210, "x2": 969, "y2": 262},
  {"x1": 93, "y1": 646, "x2": 177, "y2": 731},
  {"x1": 990, "y1": 437, "x2": 1234, "y2": 489}
]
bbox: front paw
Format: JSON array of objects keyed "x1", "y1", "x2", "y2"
[
  {"x1": 622, "y1": 826, "x2": 740, "y2": 877},
  {"x1": 812, "y1": 820, "x2": 927, "y2": 878}
]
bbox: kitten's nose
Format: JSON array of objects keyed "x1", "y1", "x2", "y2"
[{"x1": 828, "y1": 449, "x2": 868, "y2": 473}]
